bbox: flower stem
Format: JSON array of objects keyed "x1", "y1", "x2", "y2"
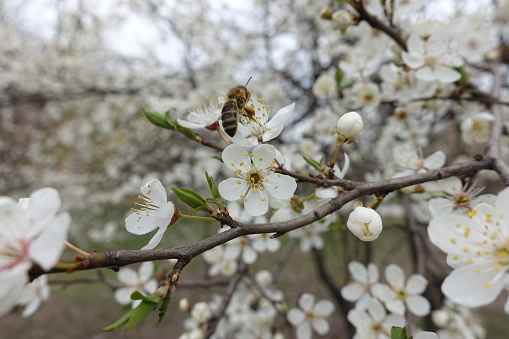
[
  {"x1": 180, "y1": 214, "x2": 220, "y2": 223},
  {"x1": 300, "y1": 192, "x2": 316, "y2": 203},
  {"x1": 217, "y1": 126, "x2": 231, "y2": 146},
  {"x1": 54, "y1": 262, "x2": 78, "y2": 270},
  {"x1": 327, "y1": 141, "x2": 344, "y2": 169},
  {"x1": 66, "y1": 241, "x2": 91, "y2": 256}
]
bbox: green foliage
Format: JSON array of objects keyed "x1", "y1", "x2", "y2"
[
  {"x1": 303, "y1": 155, "x2": 323, "y2": 171},
  {"x1": 205, "y1": 172, "x2": 221, "y2": 199},
  {"x1": 103, "y1": 291, "x2": 163, "y2": 332},
  {"x1": 391, "y1": 326, "x2": 411, "y2": 339},
  {"x1": 143, "y1": 108, "x2": 175, "y2": 130},
  {"x1": 157, "y1": 286, "x2": 175, "y2": 326},
  {"x1": 170, "y1": 187, "x2": 206, "y2": 209}
]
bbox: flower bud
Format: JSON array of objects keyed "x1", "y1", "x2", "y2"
[
  {"x1": 432, "y1": 310, "x2": 450, "y2": 327},
  {"x1": 337, "y1": 111, "x2": 363, "y2": 140},
  {"x1": 332, "y1": 10, "x2": 354, "y2": 31},
  {"x1": 347, "y1": 207, "x2": 382, "y2": 241},
  {"x1": 179, "y1": 298, "x2": 191, "y2": 312}
]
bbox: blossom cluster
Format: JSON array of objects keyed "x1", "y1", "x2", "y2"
[{"x1": 0, "y1": 188, "x2": 70, "y2": 317}]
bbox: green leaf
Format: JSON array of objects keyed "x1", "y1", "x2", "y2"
[
  {"x1": 205, "y1": 172, "x2": 221, "y2": 199},
  {"x1": 102, "y1": 309, "x2": 135, "y2": 332},
  {"x1": 212, "y1": 155, "x2": 223, "y2": 162},
  {"x1": 391, "y1": 326, "x2": 410, "y2": 339},
  {"x1": 125, "y1": 300, "x2": 158, "y2": 331},
  {"x1": 157, "y1": 291, "x2": 171, "y2": 325},
  {"x1": 303, "y1": 156, "x2": 322, "y2": 171},
  {"x1": 130, "y1": 291, "x2": 160, "y2": 303},
  {"x1": 170, "y1": 187, "x2": 206, "y2": 209},
  {"x1": 143, "y1": 108, "x2": 175, "y2": 130},
  {"x1": 175, "y1": 123, "x2": 198, "y2": 141}
]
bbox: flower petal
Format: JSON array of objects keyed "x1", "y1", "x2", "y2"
[
  {"x1": 141, "y1": 227, "x2": 167, "y2": 250},
  {"x1": 406, "y1": 295, "x2": 430, "y2": 316},
  {"x1": 287, "y1": 308, "x2": 305, "y2": 325},
  {"x1": 141, "y1": 179, "x2": 168, "y2": 206},
  {"x1": 244, "y1": 189, "x2": 269, "y2": 216},
  {"x1": 298, "y1": 293, "x2": 315, "y2": 311},
  {"x1": 441, "y1": 263, "x2": 503, "y2": 307},
  {"x1": 264, "y1": 173, "x2": 297, "y2": 200},
  {"x1": 313, "y1": 299, "x2": 334, "y2": 317},
  {"x1": 266, "y1": 103, "x2": 295, "y2": 129},
  {"x1": 222, "y1": 144, "x2": 252, "y2": 173},
  {"x1": 406, "y1": 274, "x2": 428, "y2": 294},
  {"x1": 30, "y1": 212, "x2": 70, "y2": 271},
  {"x1": 218, "y1": 177, "x2": 248, "y2": 201},
  {"x1": 252, "y1": 144, "x2": 275, "y2": 169}
]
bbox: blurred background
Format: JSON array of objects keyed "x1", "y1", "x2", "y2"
[{"x1": 1, "y1": 0, "x2": 508, "y2": 337}]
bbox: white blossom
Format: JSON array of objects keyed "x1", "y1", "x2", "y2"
[
  {"x1": 218, "y1": 144, "x2": 297, "y2": 216},
  {"x1": 125, "y1": 178, "x2": 177, "y2": 250}
]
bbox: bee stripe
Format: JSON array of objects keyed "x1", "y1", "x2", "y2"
[{"x1": 222, "y1": 99, "x2": 239, "y2": 137}]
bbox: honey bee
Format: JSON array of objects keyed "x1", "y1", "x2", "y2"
[{"x1": 221, "y1": 79, "x2": 257, "y2": 137}]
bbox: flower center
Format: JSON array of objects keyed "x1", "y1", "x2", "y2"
[
  {"x1": 425, "y1": 56, "x2": 437, "y2": 67},
  {"x1": 248, "y1": 172, "x2": 262, "y2": 186}
]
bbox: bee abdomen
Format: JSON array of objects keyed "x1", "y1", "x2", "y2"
[{"x1": 221, "y1": 99, "x2": 239, "y2": 137}]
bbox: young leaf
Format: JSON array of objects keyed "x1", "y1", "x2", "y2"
[
  {"x1": 143, "y1": 108, "x2": 175, "y2": 130},
  {"x1": 175, "y1": 122, "x2": 198, "y2": 141},
  {"x1": 189, "y1": 206, "x2": 209, "y2": 216},
  {"x1": 391, "y1": 326, "x2": 410, "y2": 339},
  {"x1": 125, "y1": 300, "x2": 158, "y2": 331},
  {"x1": 205, "y1": 172, "x2": 221, "y2": 199},
  {"x1": 170, "y1": 187, "x2": 206, "y2": 209},
  {"x1": 303, "y1": 156, "x2": 322, "y2": 171},
  {"x1": 130, "y1": 290, "x2": 160, "y2": 303},
  {"x1": 102, "y1": 309, "x2": 135, "y2": 332},
  {"x1": 157, "y1": 285, "x2": 176, "y2": 326}
]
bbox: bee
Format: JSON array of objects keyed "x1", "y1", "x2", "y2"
[{"x1": 221, "y1": 79, "x2": 257, "y2": 137}]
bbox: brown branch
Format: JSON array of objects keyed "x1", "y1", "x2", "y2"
[
  {"x1": 350, "y1": 0, "x2": 407, "y2": 51},
  {"x1": 28, "y1": 155, "x2": 494, "y2": 281}
]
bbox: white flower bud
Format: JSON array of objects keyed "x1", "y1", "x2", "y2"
[
  {"x1": 347, "y1": 207, "x2": 383, "y2": 241},
  {"x1": 332, "y1": 10, "x2": 353, "y2": 31},
  {"x1": 255, "y1": 270, "x2": 273, "y2": 288},
  {"x1": 337, "y1": 111, "x2": 363, "y2": 139},
  {"x1": 191, "y1": 302, "x2": 212, "y2": 324},
  {"x1": 179, "y1": 298, "x2": 190, "y2": 312},
  {"x1": 432, "y1": 309, "x2": 450, "y2": 327}
]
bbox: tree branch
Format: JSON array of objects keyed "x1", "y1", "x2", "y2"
[{"x1": 28, "y1": 155, "x2": 494, "y2": 281}]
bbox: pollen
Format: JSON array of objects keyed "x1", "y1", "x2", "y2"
[
  {"x1": 450, "y1": 238, "x2": 457, "y2": 244},
  {"x1": 455, "y1": 223, "x2": 462, "y2": 228},
  {"x1": 469, "y1": 209, "x2": 478, "y2": 217},
  {"x1": 237, "y1": 180, "x2": 241, "y2": 185},
  {"x1": 463, "y1": 247, "x2": 470, "y2": 253},
  {"x1": 485, "y1": 282, "x2": 494, "y2": 288},
  {"x1": 486, "y1": 213, "x2": 493, "y2": 223},
  {"x1": 464, "y1": 227, "x2": 471, "y2": 238},
  {"x1": 259, "y1": 157, "x2": 263, "y2": 161}
]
